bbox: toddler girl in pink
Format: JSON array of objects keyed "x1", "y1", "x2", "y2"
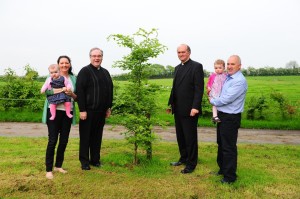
[
  {"x1": 207, "y1": 59, "x2": 227, "y2": 123},
  {"x1": 41, "y1": 64, "x2": 73, "y2": 120}
]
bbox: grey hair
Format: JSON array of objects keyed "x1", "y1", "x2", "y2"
[
  {"x1": 89, "y1": 47, "x2": 103, "y2": 56},
  {"x1": 179, "y1": 44, "x2": 191, "y2": 53},
  {"x1": 230, "y1": 55, "x2": 241, "y2": 65}
]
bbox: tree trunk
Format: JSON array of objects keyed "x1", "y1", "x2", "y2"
[
  {"x1": 146, "y1": 141, "x2": 152, "y2": 160},
  {"x1": 146, "y1": 113, "x2": 152, "y2": 160},
  {"x1": 134, "y1": 142, "x2": 138, "y2": 164}
]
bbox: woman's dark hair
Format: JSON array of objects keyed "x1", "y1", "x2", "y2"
[{"x1": 57, "y1": 55, "x2": 73, "y2": 75}]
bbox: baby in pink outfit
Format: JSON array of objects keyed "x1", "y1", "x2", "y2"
[
  {"x1": 41, "y1": 64, "x2": 73, "y2": 120},
  {"x1": 206, "y1": 59, "x2": 227, "y2": 123}
]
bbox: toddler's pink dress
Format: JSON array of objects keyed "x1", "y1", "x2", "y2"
[{"x1": 207, "y1": 72, "x2": 227, "y2": 98}]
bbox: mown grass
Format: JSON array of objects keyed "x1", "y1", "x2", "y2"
[{"x1": 0, "y1": 137, "x2": 299, "y2": 198}]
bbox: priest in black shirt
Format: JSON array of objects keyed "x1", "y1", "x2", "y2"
[
  {"x1": 168, "y1": 44, "x2": 204, "y2": 174},
  {"x1": 76, "y1": 47, "x2": 113, "y2": 170}
]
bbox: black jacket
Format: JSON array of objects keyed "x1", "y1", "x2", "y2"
[
  {"x1": 76, "y1": 64, "x2": 113, "y2": 112},
  {"x1": 168, "y1": 59, "x2": 204, "y2": 116}
]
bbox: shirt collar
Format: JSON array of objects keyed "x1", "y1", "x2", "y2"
[
  {"x1": 181, "y1": 59, "x2": 191, "y2": 65},
  {"x1": 228, "y1": 70, "x2": 242, "y2": 79}
]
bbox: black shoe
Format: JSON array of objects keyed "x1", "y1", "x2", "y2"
[
  {"x1": 220, "y1": 178, "x2": 235, "y2": 184},
  {"x1": 91, "y1": 162, "x2": 101, "y2": 167},
  {"x1": 170, "y1": 161, "x2": 185, "y2": 166},
  {"x1": 181, "y1": 167, "x2": 194, "y2": 174},
  {"x1": 81, "y1": 165, "x2": 91, "y2": 170}
]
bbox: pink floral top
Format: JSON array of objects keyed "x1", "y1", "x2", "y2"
[{"x1": 207, "y1": 72, "x2": 227, "y2": 98}]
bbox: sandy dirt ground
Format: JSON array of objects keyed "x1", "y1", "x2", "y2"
[{"x1": 0, "y1": 122, "x2": 299, "y2": 145}]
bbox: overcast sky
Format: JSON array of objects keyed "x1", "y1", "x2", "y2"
[{"x1": 1, "y1": 0, "x2": 299, "y2": 76}]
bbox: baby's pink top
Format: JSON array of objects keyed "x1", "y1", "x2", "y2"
[
  {"x1": 40, "y1": 75, "x2": 71, "y2": 93},
  {"x1": 207, "y1": 72, "x2": 227, "y2": 98}
]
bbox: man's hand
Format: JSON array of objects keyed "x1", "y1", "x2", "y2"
[
  {"x1": 206, "y1": 87, "x2": 211, "y2": 96},
  {"x1": 106, "y1": 108, "x2": 111, "y2": 118},
  {"x1": 166, "y1": 108, "x2": 172, "y2": 114},
  {"x1": 80, "y1": 111, "x2": 87, "y2": 120},
  {"x1": 190, "y1": 108, "x2": 199, "y2": 116}
]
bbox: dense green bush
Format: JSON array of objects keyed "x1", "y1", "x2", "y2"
[
  {"x1": 0, "y1": 66, "x2": 44, "y2": 112},
  {"x1": 246, "y1": 91, "x2": 297, "y2": 121},
  {"x1": 270, "y1": 90, "x2": 297, "y2": 119},
  {"x1": 246, "y1": 95, "x2": 269, "y2": 120}
]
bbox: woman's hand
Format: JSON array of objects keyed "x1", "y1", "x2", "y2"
[
  {"x1": 65, "y1": 88, "x2": 72, "y2": 95},
  {"x1": 65, "y1": 88, "x2": 77, "y2": 100}
]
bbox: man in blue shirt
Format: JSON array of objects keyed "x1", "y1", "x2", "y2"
[{"x1": 210, "y1": 55, "x2": 248, "y2": 184}]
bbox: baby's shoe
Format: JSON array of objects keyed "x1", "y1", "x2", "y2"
[{"x1": 212, "y1": 116, "x2": 221, "y2": 123}]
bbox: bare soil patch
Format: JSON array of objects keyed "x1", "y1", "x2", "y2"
[{"x1": 0, "y1": 122, "x2": 299, "y2": 144}]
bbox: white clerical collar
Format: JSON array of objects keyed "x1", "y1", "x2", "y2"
[{"x1": 181, "y1": 59, "x2": 190, "y2": 65}]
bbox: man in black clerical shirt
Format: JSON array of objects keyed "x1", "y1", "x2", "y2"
[
  {"x1": 167, "y1": 44, "x2": 204, "y2": 174},
  {"x1": 76, "y1": 47, "x2": 113, "y2": 170}
]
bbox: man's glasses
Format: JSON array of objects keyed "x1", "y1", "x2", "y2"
[{"x1": 90, "y1": 55, "x2": 103, "y2": 58}]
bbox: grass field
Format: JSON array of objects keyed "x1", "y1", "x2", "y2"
[
  {"x1": 0, "y1": 137, "x2": 299, "y2": 198},
  {"x1": 145, "y1": 76, "x2": 300, "y2": 130},
  {"x1": 0, "y1": 76, "x2": 299, "y2": 129},
  {"x1": 148, "y1": 76, "x2": 300, "y2": 105}
]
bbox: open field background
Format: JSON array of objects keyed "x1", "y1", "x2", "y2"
[
  {"x1": 114, "y1": 76, "x2": 300, "y2": 129},
  {"x1": 0, "y1": 76, "x2": 299, "y2": 129},
  {"x1": 149, "y1": 76, "x2": 299, "y2": 105}
]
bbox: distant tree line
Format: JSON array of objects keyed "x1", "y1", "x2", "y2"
[
  {"x1": 241, "y1": 61, "x2": 299, "y2": 76},
  {"x1": 112, "y1": 64, "x2": 211, "y2": 80},
  {"x1": 0, "y1": 61, "x2": 299, "y2": 81},
  {"x1": 112, "y1": 61, "x2": 299, "y2": 80}
]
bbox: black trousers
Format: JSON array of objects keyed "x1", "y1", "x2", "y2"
[
  {"x1": 217, "y1": 111, "x2": 241, "y2": 182},
  {"x1": 79, "y1": 111, "x2": 106, "y2": 166},
  {"x1": 45, "y1": 109, "x2": 72, "y2": 172},
  {"x1": 174, "y1": 114, "x2": 199, "y2": 169}
]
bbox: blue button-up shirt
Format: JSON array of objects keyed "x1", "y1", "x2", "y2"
[{"x1": 210, "y1": 71, "x2": 248, "y2": 114}]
